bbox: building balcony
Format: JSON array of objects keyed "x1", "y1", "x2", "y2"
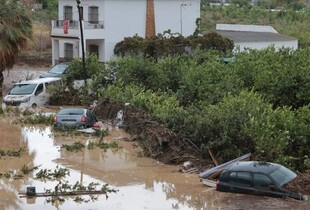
[{"x1": 51, "y1": 20, "x2": 105, "y2": 38}]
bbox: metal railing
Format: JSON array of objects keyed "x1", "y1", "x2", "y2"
[
  {"x1": 54, "y1": 20, "x2": 79, "y2": 29},
  {"x1": 53, "y1": 20, "x2": 104, "y2": 30},
  {"x1": 84, "y1": 21, "x2": 104, "y2": 29}
]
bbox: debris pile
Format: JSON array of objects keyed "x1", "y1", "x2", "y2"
[
  {"x1": 284, "y1": 173, "x2": 310, "y2": 195},
  {"x1": 92, "y1": 98, "x2": 206, "y2": 168}
]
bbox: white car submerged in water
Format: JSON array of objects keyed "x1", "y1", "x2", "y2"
[{"x1": 2, "y1": 77, "x2": 61, "y2": 109}]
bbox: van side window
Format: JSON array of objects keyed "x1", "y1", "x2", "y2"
[{"x1": 35, "y1": 83, "x2": 44, "y2": 95}]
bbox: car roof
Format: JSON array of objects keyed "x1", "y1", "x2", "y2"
[
  {"x1": 225, "y1": 161, "x2": 281, "y2": 174},
  {"x1": 16, "y1": 77, "x2": 61, "y2": 85}
]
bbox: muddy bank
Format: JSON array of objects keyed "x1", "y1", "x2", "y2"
[{"x1": 92, "y1": 99, "x2": 208, "y2": 167}]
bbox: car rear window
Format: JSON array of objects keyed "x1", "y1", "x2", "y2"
[
  {"x1": 58, "y1": 109, "x2": 84, "y2": 115},
  {"x1": 269, "y1": 165, "x2": 297, "y2": 186}
]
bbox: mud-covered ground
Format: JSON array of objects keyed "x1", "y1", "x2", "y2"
[{"x1": 2, "y1": 63, "x2": 48, "y2": 95}]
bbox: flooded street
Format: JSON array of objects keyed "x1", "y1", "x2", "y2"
[{"x1": 0, "y1": 116, "x2": 309, "y2": 210}]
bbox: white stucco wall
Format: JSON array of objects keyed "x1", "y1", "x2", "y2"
[
  {"x1": 234, "y1": 40, "x2": 298, "y2": 53},
  {"x1": 104, "y1": 0, "x2": 147, "y2": 61},
  {"x1": 103, "y1": 0, "x2": 200, "y2": 61},
  {"x1": 53, "y1": 0, "x2": 201, "y2": 63}
]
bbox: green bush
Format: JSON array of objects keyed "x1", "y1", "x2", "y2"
[
  {"x1": 94, "y1": 47, "x2": 310, "y2": 171},
  {"x1": 67, "y1": 54, "x2": 105, "y2": 81}
]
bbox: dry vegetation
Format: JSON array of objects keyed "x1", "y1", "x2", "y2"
[{"x1": 19, "y1": 23, "x2": 52, "y2": 65}]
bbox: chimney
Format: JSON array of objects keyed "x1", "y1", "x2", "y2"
[{"x1": 145, "y1": 0, "x2": 155, "y2": 38}]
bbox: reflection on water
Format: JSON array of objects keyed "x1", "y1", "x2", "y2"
[{"x1": 0, "y1": 121, "x2": 309, "y2": 210}]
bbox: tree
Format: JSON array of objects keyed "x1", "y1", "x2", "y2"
[{"x1": 0, "y1": 0, "x2": 32, "y2": 96}]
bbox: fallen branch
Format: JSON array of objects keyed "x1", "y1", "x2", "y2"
[{"x1": 19, "y1": 190, "x2": 106, "y2": 198}]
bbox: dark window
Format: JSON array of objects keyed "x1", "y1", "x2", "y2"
[
  {"x1": 58, "y1": 108, "x2": 84, "y2": 115},
  {"x1": 64, "y1": 43, "x2": 73, "y2": 58},
  {"x1": 35, "y1": 84, "x2": 44, "y2": 95},
  {"x1": 89, "y1": 6, "x2": 99, "y2": 23},
  {"x1": 89, "y1": 44, "x2": 99, "y2": 57},
  {"x1": 228, "y1": 171, "x2": 251, "y2": 186},
  {"x1": 64, "y1": 6, "x2": 73, "y2": 20},
  {"x1": 254, "y1": 173, "x2": 273, "y2": 188}
]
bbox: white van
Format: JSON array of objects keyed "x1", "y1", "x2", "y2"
[{"x1": 2, "y1": 77, "x2": 62, "y2": 109}]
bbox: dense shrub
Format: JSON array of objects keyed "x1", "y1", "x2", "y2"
[
  {"x1": 94, "y1": 47, "x2": 310, "y2": 171},
  {"x1": 114, "y1": 32, "x2": 234, "y2": 60},
  {"x1": 67, "y1": 54, "x2": 105, "y2": 80}
]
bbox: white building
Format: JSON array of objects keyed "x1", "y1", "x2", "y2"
[
  {"x1": 216, "y1": 24, "x2": 298, "y2": 53},
  {"x1": 51, "y1": 0, "x2": 201, "y2": 65}
]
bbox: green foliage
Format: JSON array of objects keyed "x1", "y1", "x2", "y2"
[
  {"x1": 35, "y1": 165, "x2": 70, "y2": 180},
  {"x1": 97, "y1": 47, "x2": 310, "y2": 171},
  {"x1": 98, "y1": 84, "x2": 185, "y2": 124},
  {"x1": 17, "y1": 112, "x2": 54, "y2": 125},
  {"x1": 45, "y1": 181, "x2": 117, "y2": 204},
  {"x1": 176, "y1": 59, "x2": 242, "y2": 105},
  {"x1": 114, "y1": 32, "x2": 234, "y2": 60},
  {"x1": 61, "y1": 141, "x2": 85, "y2": 152},
  {"x1": 67, "y1": 54, "x2": 105, "y2": 80},
  {"x1": 200, "y1": 4, "x2": 310, "y2": 48},
  {"x1": 62, "y1": 140, "x2": 119, "y2": 153},
  {"x1": 114, "y1": 34, "x2": 145, "y2": 57},
  {"x1": 0, "y1": 0, "x2": 32, "y2": 97},
  {"x1": 197, "y1": 91, "x2": 268, "y2": 161},
  {"x1": 232, "y1": 47, "x2": 310, "y2": 108},
  {"x1": 0, "y1": 148, "x2": 25, "y2": 158},
  {"x1": 108, "y1": 57, "x2": 162, "y2": 91},
  {"x1": 32, "y1": 0, "x2": 58, "y2": 23}
]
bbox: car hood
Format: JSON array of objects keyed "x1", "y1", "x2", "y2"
[{"x1": 4, "y1": 95, "x2": 30, "y2": 101}]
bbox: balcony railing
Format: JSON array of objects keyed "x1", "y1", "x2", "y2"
[
  {"x1": 53, "y1": 20, "x2": 104, "y2": 30},
  {"x1": 54, "y1": 20, "x2": 79, "y2": 29},
  {"x1": 84, "y1": 21, "x2": 104, "y2": 29}
]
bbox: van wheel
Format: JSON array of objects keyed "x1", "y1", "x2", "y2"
[{"x1": 31, "y1": 103, "x2": 37, "y2": 109}]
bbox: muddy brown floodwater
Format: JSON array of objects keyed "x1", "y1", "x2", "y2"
[{"x1": 0, "y1": 115, "x2": 309, "y2": 210}]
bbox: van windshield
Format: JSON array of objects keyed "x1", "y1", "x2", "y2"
[{"x1": 9, "y1": 84, "x2": 37, "y2": 95}]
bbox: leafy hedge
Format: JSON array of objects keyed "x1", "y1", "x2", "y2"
[
  {"x1": 114, "y1": 31, "x2": 234, "y2": 60},
  {"x1": 93, "y1": 47, "x2": 310, "y2": 172}
]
